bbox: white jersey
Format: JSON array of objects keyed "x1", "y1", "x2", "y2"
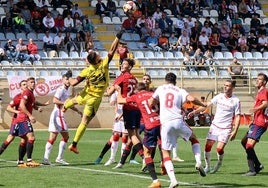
[
  {"x1": 110, "y1": 91, "x2": 123, "y2": 117},
  {"x1": 211, "y1": 93, "x2": 241, "y2": 129},
  {"x1": 152, "y1": 84, "x2": 188, "y2": 123},
  {"x1": 48, "y1": 85, "x2": 71, "y2": 132}
]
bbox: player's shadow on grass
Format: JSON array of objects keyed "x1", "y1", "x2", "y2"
[{"x1": 205, "y1": 182, "x2": 267, "y2": 187}]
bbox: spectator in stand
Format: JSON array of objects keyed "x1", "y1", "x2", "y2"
[
  {"x1": 36, "y1": 0, "x2": 50, "y2": 8},
  {"x1": 54, "y1": 31, "x2": 65, "y2": 51},
  {"x1": 10, "y1": 4, "x2": 21, "y2": 18},
  {"x1": 229, "y1": 1, "x2": 238, "y2": 14},
  {"x1": 209, "y1": 33, "x2": 222, "y2": 54},
  {"x1": 50, "y1": 7, "x2": 60, "y2": 18},
  {"x1": 185, "y1": 16, "x2": 195, "y2": 30},
  {"x1": 117, "y1": 41, "x2": 129, "y2": 66},
  {"x1": 193, "y1": 0, "x2": 202, "y2": 17},
  {"x1": 4, "y1": 40, "x2": 19, "y2": 61},
  {"x1": 152, "y1": 7, "x2": 162, "y2": 22},
  {"x1": 1, "y1": 12, "x2": 15, "y2": 34},
  {"x1": 247, "y1": 31, "x2": 258, "y2": 52},
  {"x1": 182, "y1": 22, "x2": 192, "y2": 38},
  {"x1": 95, "y1": 0, "x2": 110, "y2": 19},
  {"x1": 258, "y1": 24, "x2": 267, "y2": 37},
  {"x1": 16, "y1": 38, "x2": 31, "y2": 62},
  {"x1": 64, "y1": 31, "x2": 78, "y2": 54},
  {"x1": 140, "y1": 22, "x2": 151, "y2": 42},
  {"x1": 176, "y1": 29, "x2": 190, "y2": 54},
  {"x1": 27, "y1": 38, "x2": 41, "y2": 62},
  {"x1": 83, "y1": 15, "x2": 95, "y2": 33},
  {"x1": 201, "y1": 22, "x2": 212, "y2": 38},
  {"x1": 232, "y1": 13, "x2": 245, "y2": 35},
  {"x1": 218, "y1": 8, "x2": 230, "y2": 22},
  {"x1": 158, "y1": 32, "x2": 169, "y2": 51},
  {"x1": 85, "y1": 31, "x2": 94, "y2": 51},
  {"x1": 211, "y1": 23, "x2": 220, "y2": 36},
  {"x1": 198, "y1": 31, "x2": 209, "y2": 53},
  {"x1": 203, "y1": 17, "x2": 213, "y2": 28},
  {"x1": 220, "y1": 21, "x2": 231, "y2": 43},
  {"x1": 238, "y1": 34, "x2": 249, "y2": 52},
  {"x1": 170, "y1": 0, "x2": 181, "y2": 17},
  {"x1": 40, "y1": 5, "x2": 50, "y2": 18},
  {"x1": 247, "y1": 0, "x2": 260, "y2": 18},
  {"x1": 73, "y1": 12, "x2": 83, "y2": 32},
  {"x1": 54, "y1": 14, "x2": 65, "y2": 33},
  {"x1": 146, "y1": 0, "x2": 157, "y2": 17},
  {"x1": 136, "y1": 14, "x2": 146, "y2": 35},
  {"x1": 250, "y1": 14, "x2": 261, "y2": 33},
  {"x1": 174, "y1": 14, "x2": 185, "y2": 37},
  {"x1": 155, "y1": 0, "x2": 164, "y2": 12},
  {"x1": 203, "y1": 49, "x2": 217, "y2": 74},
  {"x1": 257, "y1": 34, "x2": 268, "y2": 53},
  {"x1": 190, "y1": 23, "x2": 199, "y2": 50},
  {"x1": 151, "y1": 22, "x2": 162, "y2": 38},
  {"x1": 226, "y1": 32, "x2": 238, "y2": 53},
  {"x1": 146, "y1": 16, "x2": 156, "y2": 30},
  {"x1": 31, "y1": 11, "x2": 44, "y2": 33},
  {"x1": 146, "y1": 31, "x2": 161, "y2": 51},
  {"x1": 43, "y1": 30, "x2": 58, "y2": 52},
  {"x1": 21, "y1": 5, "x2": 32, "y2": 25},
  {"x1": 64, "y1": 14, "x2": 75, "y2": 33},
  {"x1": 135, "y1": 0, "x2": 147, "y2": 15},
  {"x1": 181, "y1": 0, "x2": 193, "y2": 17},
  {"x1": 14, "y1": 13, "x2": 30, "y2": 33},
  {"x1": 193, "y1": 48, "x2": 205, "y2": 71},
  {"x1": 72, "y1": 3, "x2": 83, "y2": 18},
  {"x1": 168, "y1": 32, "x2": 178, "y2": 51},
  {"x1": 228, "y1": 57, "x2": 247, "y2": 85},
  {"x1": 0, "y1": 48, "x2": 7, "y2": 62},
  {"x1": 122, "y1": 15, "x2": 136, "y2": 33},
  {"x1": 106, "y1": 0, "x2": 117, "y2": 18},
  {"x1": 238, "y1": 0, "x2": 250, "y2": 19},
  {"x1": 73, "y1": 31, "x2": 85, "y2": 53},
  {"x1": 183, "y1": 51, "x2": 196, "y2": 72},
  {"x1": 43, "y1": 12, "x2": 57, "y2": 33}
]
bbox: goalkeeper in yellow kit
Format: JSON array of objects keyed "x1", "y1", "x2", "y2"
[{"x1": 62, "y1": 31, "x2": 123, "y2": 154}]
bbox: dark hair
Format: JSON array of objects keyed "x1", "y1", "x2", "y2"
[
  {"x1": 165, "y1": 72, "x2": 177, "y2": 85},
  {"x1": 143, "y1": 74, "x2": 151, "y2": 80},
  {"x1": 87, "y1": 51, "x2": 97, "y2": 64},
  {"x1": 27, "y1": 77, "x2": 35, "y2": 81},
  {"x1": 19, "y1": 80, "x2": 27, "y2": 86},
  {"x1": 258, "y1": 73, "x2": 268, "y2": 83},
  {"x1": 124, "y1": 58, "x2": 135, "y2": 67},
  {"x1": 226, "y1": 79, "x2": 236, "y2": 87},
  {"x1": 137, "y1": 82, "x2": 146, "y2": 91}
]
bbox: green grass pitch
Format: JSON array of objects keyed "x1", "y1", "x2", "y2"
[{"x1": 0, "y1": 127, "x2": 267, "y2": 188}]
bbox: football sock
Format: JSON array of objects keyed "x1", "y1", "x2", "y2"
[
  {"x1": 44, "y1": 141, "x2": 53, "y2": 160},
  {"x1": 18, "y1": 142, "x2": 26, "y2": 161},
  {"x1": 132, "y1": 143, "x2": 144, "y2": 159},
  {"x1": 163, "y1": 157, "x2": 176, "y2": 183},
  {"x1": 246, "y1": 147, "x2": 261, "y2": 169},
  {"x1": 172, "y1": 146, "x2": 177, "y2": 158},
  {"x1": 73, "y1": 122, "x2": 87, "y2": 144},
  {"x1": 145, "y1": 157, "x2": 158, "y2": 180},
  {"x1": 110, "y1": 141, "x2": 119, "y2": 160},
  {"x1": 204, "y1": 151, "x2": 211, "y2": 169},
  {"x1": 192, "y1": 143, "x2": 201, "y2": 164},
  {"x1": 120, "y1": 145, "x2": 132, "y2": 165},
  {"x1": 129, "y1": 147, "x2": 138, "y2": 160},
  {"x1": 99, "y1": 141, "x2": 112, "y2": 158},
  {"x1": 26, "y1": 139, "x2": 34, "y2": 160},
  {"x1": 0, "y1": 140, "x2": 10, "y2": 155},
  {"x1": 58, "y1": 140, "x2": 67, "y2": 159}
]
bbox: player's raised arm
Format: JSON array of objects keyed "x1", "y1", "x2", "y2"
[{"x1": 107, "y1": 30, "x2": 124, "y2": 61}]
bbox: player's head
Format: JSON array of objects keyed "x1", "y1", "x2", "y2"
[
  {"x1": 62, "y1": 73, "x2": 71, "y2": 88},
  {"x1": 86, "y1": 50, "x2": 101, "y2": 65},
  {"x1": 137, "y1": 82, "x2": 146, "y2": 91},
  {"x1": 27, "y1": 77, "x2": 36, "y2": 91},
  {"x1": 201, "y1": 96, "x2": 205, "y2": 101},
  {"x1": 223, "y1": 80, "x2": 236, "y2": 96},
  {"x1": 165, "y1": 72, "x2": 177, "y2": 85},
  {"x1": 121, "y1": 58, "x2": 135, "y2": 73},
  {"x1": 256, "y1": 72, "x2": 268, "y2": 88},
  {"x1": 19, "y1": 80, "x2": 27, "y2": 91},
  {"x1": 142, "y1": 74, "x2": 151, "y2": 89}
]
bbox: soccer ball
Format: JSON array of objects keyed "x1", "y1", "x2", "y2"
[{"x1": 123, "y1": 1, "x2": 137, "y2": 14}]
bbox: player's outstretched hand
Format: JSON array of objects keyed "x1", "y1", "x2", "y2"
[
  {"x1": 65, "y1": 70, "x2": 72, "y2": 78},
  {"x1": 116, "y1": 30, "x2": 124, "y2": 39}
]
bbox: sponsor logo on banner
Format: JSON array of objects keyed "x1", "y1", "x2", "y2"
[{"x1": 7, "y1": 76, "x2": 62, "y2": 98}]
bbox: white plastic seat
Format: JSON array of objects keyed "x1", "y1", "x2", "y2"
[
  {"x1": 27, "y1": 32, "x2": 37, "y2": 40},
  {"x1": 210, "y1": 9, "x2": 219, "y2": 17},
  {"x1": 158, "y1": 69, "x2": 167, "y2": 78},
  {"x1": 151, "y1": 61, "x2": 161, "y2": 66},
  {"x1": 102, "y1": 16, "x2": 112, "y2": 24},
  {"x1": 18, "y1": 70, "x2": 27, "y2": 76},
  {"x1": 91, "y1": 0, "x2": 97, "y2": 7},
  {"x1": 43, "y1": 60, "x2": 54, "y2": 66},
  {"x1": 262, "y1": 17, "x2": 268, "y2": 25},
  {"x1": 6, "y1": 70, "x2": 16, "y2": 76},
  {"x1": 202, "y1": 10, "x2": 210, "y2": 17},
  {"x1": 119, "y1": 0, "x2": 125, "y2": 7},
  {"x1": 0, "y1": 33, "x2": 6, "y2": 40},
  {"x1": 39, "y1": 70, "x2": 49, "y2": 77},
  {"x1": 55, "y1": 60, "x2": 65, "y2": 66},
  {"x1": 66, "y1": 61, "x2": 75, "y2": 66},
  {"x1": 116, "y1": 8, "x2": 125, "y2": 17},
  {"x1": 181, "y1": 70, "x2": 190, "y2": 77},
  {"x1": 174, "y1": 51, "x2": 184, "y2": 59},
  {"x1": 80, "y1": 51, "x2": 88, "y2": 58},
  {"x1": 224, "y1": 52, "x2": 233, "y2": 59},
  {"x1": 121, "y1": 33, "x2": 131, "y2": 41},
  {"x1": 190, "y1": 70, "x2": 198, "y2": 78},
  {"x1": 112, "y1": 17, "x2": 122, "y2": 24},
  {"x1": 50, "y1": 70, "x2": 59, "y2": 76},
  {"x1": 77, "y1": 61, "x2": 85, "y2": 66},
  {"x1": 234, "y1": 52, "x2": 243, "y2": 59},
  {"x1": 219, "y1": 70, "x2": 230, "y2": 78},
  {"x1": 253, "y1": 52, "x2": 262, "y2": 59},
  {"x1": 256, "y1": 10, "x2": 265, "y2": 17},
  {"x1": 70, "y1": 51, "x2": 79, "y2": 58},
  {"x1": 164, "y1": 51, "x2": 174, "y2": 58},
  {"x1": 39, "y1": 51, "x2": 47, "y2": 58},
  {"x1": 263, "y1": 52, "x2": 268, "y2": 59},
  {"x1": 134, "y1": 51, "x2": 144, "y2": 58},
  {"x1": 131, "y1": 33, "x2": 140, "y2": 41},
  {"x1": 37, "y1": 33, "x2": 45, "y2": 41},
  {"x1": 244, "y1": 18, "x2": 251, "y2": 26},
  {"x1": 33, "y1": 60, "x2": 43, "y2": 66},
  {"x1": 199, "y1": 70, "x2": 209, "y2": 78},
  {"x1": 56, "y1": 7, "x2": 64, "y2": 15},
  {"x1": 141, "y1": 61, "x2": 151, "y2": 66},
  {"x1": 100, "y1": 51, "x2": 108, "y2": 57},
  {"x1": 1, "y1": 60, "x2": 10, "y2": 66},
  {"x1": 144, "y1": 51, "x2": 155, "y2": 58},
  {"x1": 5, "y1": 32, "x2": 16, "y2": 40},
  {"x1": 164, "y1": 9, "x2": 172, "y2": 15},
  {"x1": 59, "y1": 51, "x2": 69, "y2": 58},
  {"x1": 250, "y1": 70, "x2": 258, "y2": 78},
  {"x1": 155, "y1": 52, "x2": 164, "y2": 58},
  {"x1": 28, "y1": 70, "x2": 37, "y2": 77},
  {"x1": 22, "y1": 60, "x2": 32, "y2": 66},
  {"x1": 243, "y1": 52, "x2": 253, "y2": 59},
  {"x1": 128, "y1": 42, "x2": 139, "y2": 50},
  {"x1": 162, "y1": 61, "x2": 172, "y2": 66},
  {"x1": 16, "y1": 33, "x2": 27, "y2": 40},
  {"x1": 147, "y1": 70, "x2": 158, "y2": 78},
  {"x1": 214, "y1": 52, "x2": 224, "y2": 59}
]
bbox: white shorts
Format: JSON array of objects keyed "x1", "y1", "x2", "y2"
[
  {"x1": 206, "y1": 124, "x2": 231, "y2": 143},
  {"x1": 113, "y1": 119, "x2": 128, "y2": 134},
  {"x1": 48, "y1": 109, "x2": 68, "y2": 132},
  {"x1": 161, "y1": 119, "x2": 192, "y2": 151}
]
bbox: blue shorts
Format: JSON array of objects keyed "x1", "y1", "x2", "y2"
[
  {"x1": 123, "y1": 109, "x2": 141, "y2": 130},
  {"x1": 139, "y1": 123, "x2": 145, "y2": 135},
  {"x1": 143, "y1": 126, "x2": 161, "y2": 148},
  {"x1": 9, "y1": 124, "x2": 19, "y2": 136},
  {"x1": 247, "y1": 123, "x2": 267, "y2": 141},
  {"x1": 14, "y1": 121, "x2": 34, "y2": 137}
]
